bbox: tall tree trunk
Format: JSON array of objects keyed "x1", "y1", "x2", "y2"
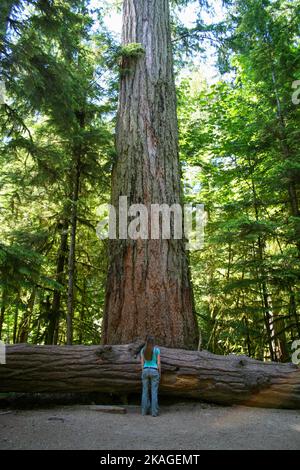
[
  {"x1": 260, "y1": 280, "x2": 276, "y2": 361},
  {"x1": 102, "y1": 0, "x2": 199, "y2": 349},
  {"x1": 66, "y1": 156, "x2": 80, "y2": 345},
  {"x1": 243, "y1": 315, "x2": 252, "y2": 358},
  {"x1": 13, "y1": 291, "x2": 20, "y2": 344},
  {"x1": 272, "y1": 309, "x2": 289, "y2": 363},
  {"x1": 0, "y1": 305, "x2": 5, "y2": 340},
  {"x1": 289, "y1": 287, "x2": 300, "y2": 337},
  {"x1": 18, "y1": 289, "x2": 36, "y2": 343},
  {"x1": 66, "y1": 106, "x2": 85, "y2": 345},
  {"x1": 47, "y1": 220, "x2": 68, "y2": 345},
  {"x1": 0, "y1": 288, "x2": 7, "y2": 340},
  {"x1": 250, "y1": 173, "x2": 276, "y2": 361},
  {"x1": 78, "y1": 277, "x2": 87, "y2": 344}
]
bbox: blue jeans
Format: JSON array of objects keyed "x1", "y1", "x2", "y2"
[{"x1": 141, "y1": 368, "x2": 160, "y2": 416}]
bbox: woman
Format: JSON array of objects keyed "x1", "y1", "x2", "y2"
[{"x1": 140, "y1": 335, "x2": 161, "y2": 417}]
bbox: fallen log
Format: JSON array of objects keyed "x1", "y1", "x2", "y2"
[{"x1": 0, "y1": 343, "x2": 299, "y2": 409}]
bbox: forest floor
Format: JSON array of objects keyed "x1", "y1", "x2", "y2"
[{"x1": 0, "y1": 402, "x2": 300, "y2": 450}]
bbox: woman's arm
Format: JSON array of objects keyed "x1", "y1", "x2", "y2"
[
  {"x1": 141, "y1": 352, "x2": 144, "y2": 371},
  {"x1": 157, "y1": 354, "x2": 161, "y2": 377}
]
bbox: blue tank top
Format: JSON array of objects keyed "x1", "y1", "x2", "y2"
[{"x1": 141, "y1": 346, "x2": 160, "y2": 368}]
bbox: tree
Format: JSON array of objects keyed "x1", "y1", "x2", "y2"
[
  {"x1": 0, "y1": 0, "x2": 114, "y2": 345},
  {"x1": 1, "y1": 343, "x2": 300, "y2": 410},
  {"x1": 175, "y1": 0, "x2": 300, "y2": 362},
  {"x1": 101, "y1": 0, "x2": 199, "y2": 349}
]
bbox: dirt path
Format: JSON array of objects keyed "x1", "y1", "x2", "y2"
[{"x1": 0, "y1": 403, "x2": 299, "y2": 450}]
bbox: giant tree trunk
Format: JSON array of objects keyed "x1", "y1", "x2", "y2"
[
  {"x1": 1, "y1": 343, "x2": 300, "y2": 409},
  {"x1": 102, "y1": 0, "x2": 199, "y2": 349}
]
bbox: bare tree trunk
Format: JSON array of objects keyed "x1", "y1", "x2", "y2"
[
  {"x1": 272, "y1": 310, "x2": 289, "y2": 363},
  {"x1": 102, "y1": 0, "x2": 199, "y2": 349},
  {"x1": 66, "y1": 148, "x2": 81, "y2": 345},
  {"x1": 243, "y1": 315, "x2": 252, "y2": 357},
  {"x1": 18, "y1": 289, "x2": 36, "y2": 343},
  {"x1": 1, "y1": 343, "x2": 300, "y2": 409},
  {"x1": 250, "y1": 174, "x2": 276, "y2": 361},
  {"x1": 78, "y1": 277, "x2": 87, "y2": 344},
  {"x1": 0, "y1": 288, "x2": 6, "y2": 340},
  {"x1": 260, "y1": 279, "x2": 276, "y2": 361},
  {"x1": 13, "y1": 291, "x2": 20, "y2": 344},
  {"x1": 66, "y1": 106, "x2": 85, "y2": 345},
  {"x1": 0, "y1": 305, "x2": 5, "y2": 340},
  {"x1": 47, "y1": 220, "x2": 68, "y2": 345},
  {"x1": 289, "y1": 287, "x2": 300, "y2": 337}
]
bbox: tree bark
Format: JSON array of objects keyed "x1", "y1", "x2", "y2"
[
  {"x1": 102, "y1": 0, "x2": 199, "y2": 349},
  {"x1": 66, "y1": 162, "x2": 80, "y2": 345},
  {"x1": 0, "y1": 288, "x2": 7, "y2": 340},
  {"x1": 18, "y1": 289, "x2": 36, "y2": 344},
  {"x1": 13, "y1": 291, "x2": 20, "y2": 344},
  {"x1": 47, "y1": 220, "x2": 68, "y2": 345},
  {"x1": 0, "y1": 343, "x2": 300, "y2": 409},
  {"x1": 66, "y1": 134, "x2": 83, "y2": 345}
]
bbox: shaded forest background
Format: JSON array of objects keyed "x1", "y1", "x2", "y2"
[{"x1": 0, "y1": 0, "x2": 299, "y2": 362}]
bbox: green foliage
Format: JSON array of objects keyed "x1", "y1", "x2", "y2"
[
  {"x1": 117, "y1": 43, "x2": 145, "y2": 59},
  {"x1": 0, "y1": 0, "x2": 116, "y2": 345},
  {"x1": 116, "y1": 43, "x2": 145, "y2": 77},
  {"x1": 177, "y1": 0, "x2": 300, "y2": 362}
]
